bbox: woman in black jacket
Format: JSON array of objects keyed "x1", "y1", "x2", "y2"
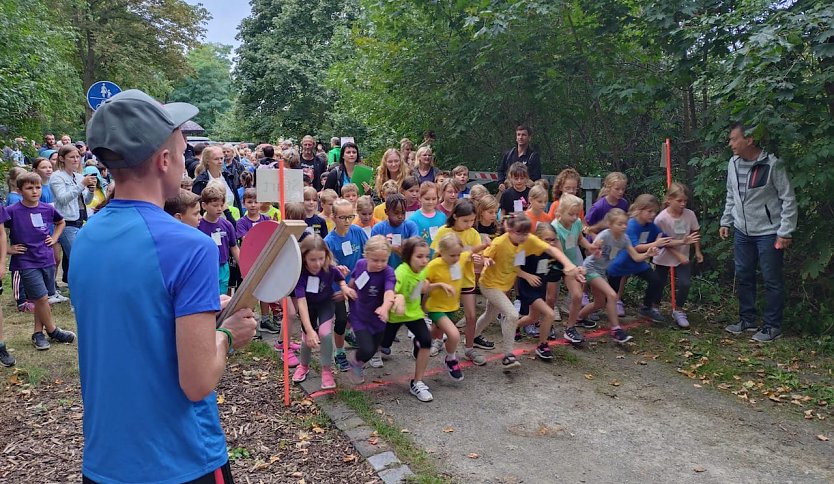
[
  {"x1": 324, "y1": 142, "x2": 371, "y2": 195},
  {"x1": 192, "y1": 145, "x2": 242, "y2": 216}
]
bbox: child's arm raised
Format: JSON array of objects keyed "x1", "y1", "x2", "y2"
[
  {"x1": 626, "y1": 243, "x2": 658, "y2": 262},
  {"x1": 375, "y1": 290, "x2": 396, "y2": 322},
  {"x1": 543, "y1": 245, "x2": 585, "y2": 283}
]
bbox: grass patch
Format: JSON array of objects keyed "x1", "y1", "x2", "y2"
[
  {"x1": 336, "y1": 389, "x2": 450, "y2": 484},
  {"x1": 634, "y1": 312, "x2": 834, "y2": 421}
]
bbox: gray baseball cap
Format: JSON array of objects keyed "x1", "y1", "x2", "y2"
[{"x1": 86, "y1": 89, "x2": 198, "y2": 169}]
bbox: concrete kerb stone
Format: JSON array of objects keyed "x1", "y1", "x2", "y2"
[{"x1": 292, "y1": 374, "x2": 416, "y2": 483}]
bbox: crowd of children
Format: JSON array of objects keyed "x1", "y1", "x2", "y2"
[{"x1": 1, "y1": 141, "x2": 703, "y2": 408}]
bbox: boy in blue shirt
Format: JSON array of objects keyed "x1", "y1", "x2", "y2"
[
  {"x1": 325, "y1": 199, "x2": 369, "y2": 371},
  {"x1": 370, "y1": 194, "x2": 419, "y2": 268},
  {"x1": 198, "y1": 183, "x2": 239, "y2": 295}
]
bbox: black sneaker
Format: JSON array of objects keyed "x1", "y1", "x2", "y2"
[
  {"x1": 502, "y1": 355, "x2": 521, "y2": 369},
  {"x1": 473, "y1": 335, "x2": 495, "y2": 350},
  {"x1": 576, "y1": 318, "x2": 597, "y2": 329},
  {"x1": 445, "y1": 358, "x2": 464, "y2": 381},
  {"x1": 32, "y1": 332, "x2": 50, "y2": 350},
  {"x1": 0, "y1": 344, "x2": 15, "y2": 367},
  {"x1": 334, "y1": 352, "x2": 349, "y2": 372},
  {"x1": 563, "y1": 326, "x2": 585, "y2": 344},
  {"x1": 535, "y1": 342, "x2": 553, "y2": 361},
  {"x1": 257, "y1": 316, "x2": 280, "y2": 334},
  {"x1": 611, "y1": 327, "x2": 633, "y2": 344},
  {"x1": 514, "y1": 328, "x2": 523, "y2": 341},
  {"x1": 48, "y1": 327, "x2": 76, "y2": 344},
  {"x1": 344, "y1": 330, "x2": 358, "y2": 348}
]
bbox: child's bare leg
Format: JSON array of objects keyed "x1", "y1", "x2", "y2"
[
  {"x1": 435, "y1": 317, "x2": 460, "y2": 355},
  {"x1": 530, "y1": 300, "x2": 554, "y2": 344},
  {"x1": 589, "y1": 279, "x2": 620, "y2": 328},
  {"x1": 462, "y1": 294, "x2": 477, "y2": 350},
  {"x1": 565, "y1": 277, "x2": 583, "y2": 324},
  {"x1": 33, "y1": 297, "x2": 55, "y2": 333}
]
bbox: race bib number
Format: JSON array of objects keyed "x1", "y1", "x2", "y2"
[
  {"x1": 565, "y1": 235, "x2": 577, "y2": 250},
  {"x1": 514, "y1": 250, "x2": 526, "y2": 266},
  {"x1": 536, "y1": 259, "x2": 549, "y2": 274},
  {"x1": 30, "y1": 213, "x2": 44, "y2": 228},
  {"x1": 306, "y1": 276, "x2": 320, "y2": 294},
  {"x1": 211, "y1": 232, "x2": 223, "y2": 246},
  {"x1": 429, "y1": 226, "x2": 439, "y2": 239},
  {"x1": 305, "y1": 226, "x2": 314, "y2": 235},
  {"x1": 355, "y1": 271, "x2": 370, "y2": 290},
  {"x1": 450, "y1": 263, "x2": 462, "y2": 281},
  {"x1": 410, "y1": 281, "x2": 423, "y2": 301},
  {"x1": 513, "y1": 200, "x2": 523, "y2": 213},
  {"x1": 673, "y1": 218, "x2": 687, "y2": 236},
  {"x1": 638, "y1": 231, "x2": 649, "y2": 244},
  {"x1": 341, "y1": 240, "x2": 353, "y2": 256},
  {"x1": 391, "y1": 234, "x2": 402, "y2": 247},
  {"x1": 362, "y1": 226, "x2": 372, "y2": 237}
]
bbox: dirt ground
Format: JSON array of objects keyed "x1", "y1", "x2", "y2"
[{"x1": 305, "y1": 320, "x2": 834, "y2": 483}]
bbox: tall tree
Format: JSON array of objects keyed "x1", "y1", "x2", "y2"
[
  {"x1": 66, "y1": 0, "x2": 208, "y2": 121},
  {"x1": 169, "y1": 43, "x2": 234, "y2": 133},
  {"x1": 234, "y1": 0, "x2": 357, "y2": 141}
]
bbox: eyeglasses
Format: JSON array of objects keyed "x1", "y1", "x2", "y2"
[{"x1": 336, "y1": 215, "x2": 356, "y2": 221}]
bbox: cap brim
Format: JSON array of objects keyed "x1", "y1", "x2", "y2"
[{"x1": 163, "y1": 102, "x2": 199, "y2": 128}]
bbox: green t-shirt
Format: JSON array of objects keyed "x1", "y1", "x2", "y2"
[
  {"x1": 389, "y1": 263, "x2": 427, "y2": 323},
  {"x1": 327, "y1": 147, "x2": 341, "y2": 166}
]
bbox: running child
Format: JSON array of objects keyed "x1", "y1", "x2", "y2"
[
  {"x1": 409, "y1": 182, "x2": 446, "y2": 252},
  {"x1": 516, "y1": 223, "x2": 563, "y2": 359},
  {"x1": 653, "y1": 183, "x2": 703, "y2": 328},
  {"x1": 475, "y1": 195, "x2": 499, "y2": 242},
  {"x1": 524, "y1": 184, "x2": 553, "y2": 231},
  {"x1": 346, "y1": 236, "x2": 399, "y2": 383},
  {"x1": 341, "y1": 183, "x2": 360, "y2": 209},
  {"x1": 432, "y1": 199, "x2": 491, "y2": 365},
  {"x1": 353, "y1": 196, "x2": 378, "y2": 237},
  {"x1": 325, "y1": 199, "x2": 369, "y2": 371},
  {"x1": 499, "y1": 162, "x2": 531, "y2": 216},
  {"x1": 370, "y1": 193, "x2": 419, "y2": 268},
  {"x1": 291, "y1": 235, "x2": 357, "y2": 391},
  {"x1": 475, "y1": 213, "x2": 585, "y2": 370},
  {"x1": 437, "y1": 179, "x2": 459, "y2": 217},
  {"x1": 577, "y1": 208, "x2": 657, "y2": 343},
  {"x1": 606, "y1": 194, "x2": 671, "y2": 325},
  {"x1": 379, "y1": 237, "x2": 435, "y2": 402},
  {"x1": 235, "y1": 188, "x2": 278, "y2": 334}
]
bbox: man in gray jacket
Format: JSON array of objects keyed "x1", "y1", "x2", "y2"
[{"x1": 720, "y1": 122, "x2": 797, "y2": 342}]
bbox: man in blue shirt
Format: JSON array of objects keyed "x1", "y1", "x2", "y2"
[{"x1": 73, "y1": 89, "x2": 257, "y2": 483}]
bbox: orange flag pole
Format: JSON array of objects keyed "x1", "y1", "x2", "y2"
[
  {"x1": 665, "y1": 139, "x2": 677, "y2": 311},
  {"x1": 279, "y1": 160, "x2": 291, "y2": 406}
]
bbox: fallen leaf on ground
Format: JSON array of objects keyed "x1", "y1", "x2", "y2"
[
  {"x1": 616, "y1": 355, "x2": 625, "y2": 359},
  {"x1": 442, "y1": 426, "x2": 454, "y2": 433},
  {"x1": 609, "y1": 380, "x2": 620, "y2": 387},
  {"x1": 584, "y1": 374, "x2": 594, "y2": 380},
  {"x1": 817, "y1": 435, "x2": 829, "y2": 442},
  {"x1": 368, "y1": 437, "x2": 379, "y2": 445},
  {"x1": 693, "y1": 466, "x2": 706, "y2": 473},
  {"x1": 467, "y1": 453, "x2": 480, "y2": 459},
  {"x1": 400, "y1": 428, "x2": 410, "y2": 433},
  {"x1": 343, "y1": 454, "x2": 358, "y2": 463},
  {"x1": 311, "y1": 426, "x2": 325, "y2": 434}
]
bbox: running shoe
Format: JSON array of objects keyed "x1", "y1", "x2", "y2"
[
  {"x1": 320, "y1": 367, "x2": 336, "y2": 390},
  {"x1": 369, "y1": 354, "x2": 384, "y2": 368},
  {"x1": 465, "y1": 349, "x2": 486, "y2": 366},
  {"x1": 611, "y1": 327, "x2": 633, "y2": 344},
  {"x1": 473, "y1": 335, "x2": 495, "y2": 350},
  {"x1": 445, "y1": 358, "x2": 464, "y2": 381},
  {"x1": 409, "y1": 380, "x2": 433, "y2": 402},
  {"x1": 563, "y1": 326, "x2": 585, "y2": 344},
  {"x1": 334, "y1": 351, "x2": 349, "y2": 372},
  {"x1": 535, "y1": 342, "x2": 553, "y2": 360},
  {"x1": 292, "y1": 364, "x2": 309, "y2": 383},
  {"x1": 501, "y1": 355, "x2": 521, "y2": 369}
]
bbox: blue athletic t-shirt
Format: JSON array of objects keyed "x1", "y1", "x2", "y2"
[
  {"x1": 370, "y1": 218, "x2": 419, "y2": 268},
  {"x1": 70, "y1": 200, "x2": 226, "y2": 483},
  {"x1": 409, "y1": 210, "x2": 446, "y2": 253},
  {"x1": 325, "y1": 224, "x2": 368, "y2": 283},
  {"x1": 607, "y1": 218, "x2": 661, "y2": 277}
]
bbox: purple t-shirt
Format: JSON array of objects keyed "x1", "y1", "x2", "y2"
[
  {"x1": 3, "y1": 202, "x2": 63, "y2": 270},
  {"x1": 348, "y1": 259, "x2": 396, "y2": 334},
  {"x1": 198, "y1": 217, "x2": 237, "y2": 265},
  {"x1": 294, "y1": 265, "x2": 344, "y2": 304},
  {"x1": 585, "y1": 197, "x2": 629, "y2": 227},
  {"x1": 235, "y1": 214, "x2": 269, "y2": 240}
]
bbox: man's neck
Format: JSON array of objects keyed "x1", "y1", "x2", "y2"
[
  {"x1": 740, "y1": 147, "x2": 763, "y2": 162},
  {"x1": 113, "y1": 180, "x2": 166, "y2": 208},
  {"x1": 517, "y1": 144, "x2": 528, "y2": 155}
]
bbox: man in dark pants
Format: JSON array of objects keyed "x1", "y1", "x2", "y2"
[
  {"x1": 721, "y1": 122, "x2": 797, "y2": 342},
  {"x1": 497, "y1": 125, "x2": 541, "y2": 191},
  {"x1": 74, "y1": 89, "x2": 256, "y2": 483}
]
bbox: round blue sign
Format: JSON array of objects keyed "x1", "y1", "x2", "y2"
[{"x1": 86, "y1": 81, "x2": 122, "y2": 110}]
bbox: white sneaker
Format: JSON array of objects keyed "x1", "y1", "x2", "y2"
[
  {"x1": 369, "y1": 354, "x2": 384, "y2": 368},
  {"x1": 48, "y1": 293, "x2": 69, "y2": 304},
  {"x1": 429, "y1": 338, "x2": 445, "y2": 357},
  {"x1": 409, "y1": 380, "x2": 433, "y2": 402},
  {"x1": 672, "y1": 310, "x2": 690, "y2": 328}
]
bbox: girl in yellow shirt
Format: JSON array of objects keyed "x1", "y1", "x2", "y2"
[
  {"x1": 430, "y1": 199, "x2": 490, "y2": 366},
  {"x1": 475, "y1": 213, "x2": 585, "y2": 370}
]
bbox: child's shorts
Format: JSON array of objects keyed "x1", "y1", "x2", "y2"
[
  {"x1": 19, "y1": 267, "x2": 56, "y2": 300},
  {"x1": 427, "y1": 311, "x2": 456, "y2": 323},
  {"x1": 219, "y1": 262, "x2": 230, "y2": 294},
  {"x1": 461, "y1": 286, "x2": 476, "y2": 295}
]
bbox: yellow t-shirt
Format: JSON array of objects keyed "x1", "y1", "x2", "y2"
[
  {"x1": 373, "y1": 203, "x2": 387, "y2": 222},
  {"x1": 321, "y1": 214, "x2": 335, "y2": 233},
  {"x1": 262, "y1": 205, "x2": 281, "y2": 221},
  {"x1": 424, "y1": 252, "x2": 472, "y2": 312},
  {"x1": 430, "y1": 227, "x2": 482, "y2": 288},
  {"x1": 480, "y1": 233, "x2": 550, "y2": 291}
]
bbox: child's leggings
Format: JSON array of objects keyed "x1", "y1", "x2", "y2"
[
  {"x1": 474, "y1": 286, "x2": 518, "y2": 355},
  {"x1": 607, "y1": 268, "x2": 663, "y2": 308},
  {"x1": 299, "y1": 303, "x2": 334, "y2": 367},
  {"x1": 353, "y1": 329, "x2": 384, "y2": 363},
  {"x1": 380, "y1": 320, "x2": 432, "y2": 351},
  {"x1": 654, "y1": 264, "x2": 692, "y2": 307}
]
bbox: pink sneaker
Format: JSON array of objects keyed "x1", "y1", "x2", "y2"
[
  {"x1": 290, "y1": 341, "x2": 301, "y2": 351},
  {"x1": 273, "y1": 346, "x2": 301, "y2": 368},
  {"x1": 292, "y1": 364, "x2": 309, "y2": 383},
  {"x1": 320, "y1": 367, "x2": 336, "y2": 390},
  {"x1": 17, "y1": 301, "x2": 35, "y2": 313}
]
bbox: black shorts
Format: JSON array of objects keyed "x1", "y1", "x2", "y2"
[{"x1": 84, "y1": 461, "x2": 234, "y2": 484}]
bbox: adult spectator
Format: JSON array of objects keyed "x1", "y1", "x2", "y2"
[
  {"x1": 497, "y1": 125, "x2": 541, "y2": 190},
  {"x1": 299, "y1": 134, "x2": 326, "y2": 191},
  {"x1": 73, "y1": 89, "x2": 256, "y2": 483},
  {"x1": 399, "y1": 138, "x2": 414, "y2": 169},
  {"x1": 721, "y1": 122, "x2": 797, "y2": 342},
  {"x1": 38, "y1": 133, "x2": 57, "y2": 156},
  {"x1": 327, "y1": 137, "x2": 341, "y2": 166},
  {"x1": 3, "y1": 137, "x2": 28, "y2": 166},
  {"x1": 60, "y1": 134, "x2": 72, "y2": 146},
  {"x1": 49, "y1": 144, "x2": 96, "y2": 284},
  {"x1": 185, "y1": 142, "x2": 205, "y2": 178},
  {"x1": 325, "y1": 141, "x2": 369, "y2": 194},
  {"x1": 413, "y1": 145, "x2": 437, "y2": 184},
  {"x1": 75, "y1": 141, "x2": 94, "y2": 162},
  {"x1": 259, "y1": 145, "x2": 278, "y2": 166},
  {"x1": 221, "y1": 143, "x2": 245, "y2": 189},
  {"x1": 192, "y1": 145, "x2": 242, "y2": 214}
]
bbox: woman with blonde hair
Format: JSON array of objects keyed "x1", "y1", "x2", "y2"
[{"x1": 374, "y1": 148, "x2": 408, "y2": 194}]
